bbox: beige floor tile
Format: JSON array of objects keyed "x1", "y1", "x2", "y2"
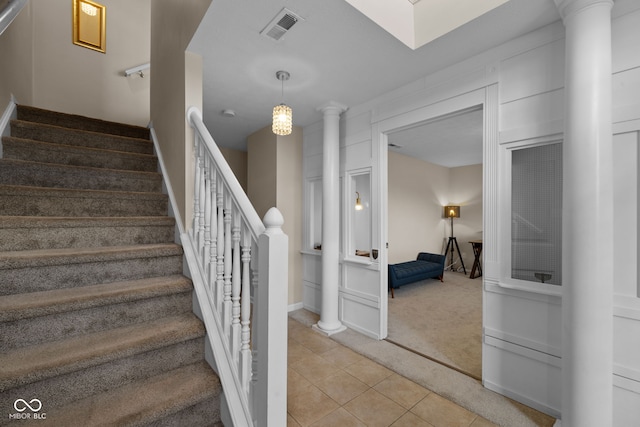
[
  {"x1": 470, "y1": 416, "x2": 499, "y2": 427},
  {"x1": 288, "y1": 368, "x2": 313, "y2": 397},
  {"x1": 291, "y1": 353, "x2": 342, "y2": 384},
  {"x1": 411, "y1": 393, "x2": 477, "y2": 427},
  {"x1": 288, "y1": 413, "x2": 302, "y2": 427},
  {"x1": 315, "y1": 371, "x2": 370, "y2": 405},
  {"x1": 288, "y1": 384, "x2": 340, "y2": 427},
  {"x1": 374, "y1": 373, "x2": 431, "y2": 409},
  {"x1": 310, "y1": 408, "x2": 367, "y2": 427},
  {"x1": 343, "y1": 388, "x2": 407, "y2": 427},
  {"x1": 391, "y1": 411, "x2": 436, "y2": 427},
  {"x1": 289, "y1": 340, "x2": 315, "y2": 364},
  {"x1": 292, "y1": 327, "x2": 340, "y2": 353},
  {"x1": 318, "y1": 345, "x2": 365, "y2": 369},
  {"x1": 344, "y1": 357, "x2": 394, "y2": 387}
]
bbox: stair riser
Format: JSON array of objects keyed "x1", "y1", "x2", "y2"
[
  {"x1": 0, "y1": 161, "x2": 162, "y2": 193},
  {"x1": 3, "y1": 138, "x2": 158, "y2": 172},
  {"x1": 17, "y1": 106, "x2": 151, "y2": 140},
  {"x1": 0, "y1": 223, "x2": 175, "y2": 251},
  {"x1": 11, "y1": 122, "x2": 153, "y2": 155},
  {"x1": 149, "y1": 396, "x2": 222, "y2": 427},
  {"x1": 0, "y1": 255, "x2": 183, "y2": 296},
  {"x1": 1, "y1": 292, "x2": 193, "y2": 350},
  {"x1": 0, "y1": 194, "x2": 168, "y2": 217},
  {"x1": 0, "y1": 338, "x2": 206, "y2": 414}
]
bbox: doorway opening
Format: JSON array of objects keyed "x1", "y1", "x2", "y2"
[{"x1": 383, "y1": 105, "x2": 484, "y2": 381}]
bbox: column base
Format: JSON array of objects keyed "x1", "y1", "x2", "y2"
[{"x1": 313, "y1": 322, "x2": 347, "y2": 336}]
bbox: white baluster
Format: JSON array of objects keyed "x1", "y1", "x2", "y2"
[
  {"x1": 203, "y1": 158, "x2": 212, "y2": 275},
  {"x1": 197, "y1": 153, "x2": 206, "y2": 253},
  {"x1": 191, "y1": 140, "x2": 202, "y2": 240},
  {"x1": 216, "y1": 182, "x2": 225, "y2": 312},
  {"x1": 223, "y1": 194, "x2": 233, "y2": 336},
  {"x1": 250, "y1": 245, "x2": 259, "y2": 415},
  {"x1": 209, "y1": 170, "x2": 218, "y2": 296},
  {"x1": 231, "y1": 210, "x2": 242, "y2": 358},
  {"x1": 240, "y1": 226, "x2": 253, "y2": 393}
]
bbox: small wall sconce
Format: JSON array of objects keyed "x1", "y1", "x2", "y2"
[
  {"x1": 355, "y1": 192, "x2": 363, "y2": 211},
  {"x1": 73, "y1": 0, "x2": 106, "y2": 53}
]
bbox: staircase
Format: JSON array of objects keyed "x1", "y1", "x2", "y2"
[{"x1": 0, "y1": 105, "x2": 222, "y2": 426}]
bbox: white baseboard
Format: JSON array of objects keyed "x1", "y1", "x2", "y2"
[
  {"x1": 288, "y1": 302, "x2": 304, "y2": 312},
  {"x1": 0, "y1": 97, "x2": 17, "y2": 157}
]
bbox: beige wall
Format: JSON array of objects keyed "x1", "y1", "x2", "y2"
[
  {"x1": 276, "y1": 128, "x2": 303, "y2": 305},
  {"x1": 219, "y1": 147, "x2": 248, "y2": 192},
  {"x1": 388, "y1": 151, "x2": 449, "y2": 264},
  {"x1": 0, "y1": 0, "x2": 151, "y2": 126},
  {"x1": 388, "y1": 151, "x2": 483, "y2": 268},
  {"x1": 247, "y1": 126, "x2": 278, "y2": 218},
  {"x1": 448, "y1": 164, "x2": 483, "y2": 269},
  {"x1": 0, "y1": 1, "x2": 33, "y2": 109},
  {"x1": 248, "y1": 125, "x2": 303, "y2": 306},
  {"x1": 150, "y1": 0, "x2": 211, "y2": 230}
]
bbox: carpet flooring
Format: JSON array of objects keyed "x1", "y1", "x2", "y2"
[{"x1": 387, "y1": 271, "x2": 482, "y2": 380}]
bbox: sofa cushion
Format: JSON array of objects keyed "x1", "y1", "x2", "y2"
[{"x1": 391, "y1": 260, "x2": 439, "y2": 279}]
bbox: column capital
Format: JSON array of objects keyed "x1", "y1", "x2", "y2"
[
  {"x1": 554, "y1": 0, "x2": 613, "y2": 21},
  {"x1": 316, "y1": 101, "x2": 348, "y2": 115}
]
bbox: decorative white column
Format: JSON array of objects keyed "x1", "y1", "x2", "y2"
[
  {"x1": 314, "y1": 101, "x2": 348, "y2": 335},
  {"x1": 554, "y1": 1, "x2": 614, "y2": 426}
]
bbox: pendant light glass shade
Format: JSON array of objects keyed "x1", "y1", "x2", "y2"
[
  {"x1": 272, "y1": 103, "x2": 292, "y2": 136},
  {"x1": 272, "y1": 70, "x2": 292, "y2": 136}
]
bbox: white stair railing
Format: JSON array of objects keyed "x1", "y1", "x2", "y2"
[{"x1": 185, "y1": 107, "x2": 288, "y2": 427}]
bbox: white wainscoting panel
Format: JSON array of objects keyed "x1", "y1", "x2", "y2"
[
  {"x1": 340, "y1": 292, "x2": 380, "y2": 339},
  {"x1": 484, "y1": 285, "x2": 562, "y2": 356},
  {"x1": 484, "y1": 335, "x2": 561, "y2": 417},
  {"x1": 499, "y1": 38, "x2": 565, "y2": 105},
  {"x1": 614, "y1": 375, "x2": 640, "y2": 427}
]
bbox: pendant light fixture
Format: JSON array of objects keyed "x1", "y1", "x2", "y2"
[{"x1": 272, "y1": 70, "x2": 292, "y2": 136}]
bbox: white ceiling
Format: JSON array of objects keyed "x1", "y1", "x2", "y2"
[
  {"x1": 188, "y1": 0, "x2": 561, "y2": 164},
  {"x1": 387, "y1": 107, "x2": 484, "y2": 168}
]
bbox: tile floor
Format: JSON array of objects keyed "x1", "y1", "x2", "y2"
[{"x1": 287, "y1": 317, "x2": 498, "y2": 427}]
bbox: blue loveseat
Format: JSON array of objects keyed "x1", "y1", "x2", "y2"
[{"x1": 388, "y1": 252, "x2": 446, "y2": 291}]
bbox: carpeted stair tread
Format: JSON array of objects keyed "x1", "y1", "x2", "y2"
[
  {"x1": 0, "y1": 247, "x2": 184, "y2": 296},
  {"x1": 0, "y1": 184, "x2": 168, "y2": 217},
  {"x1": 0, "y1": 216, "x2": 175, "y2": 251},
  {"x1": 2, "y1": 106, "x2": 222, "y2": 425},
  {"x1": 16, "y1": 105, "x2": 151, "y2": 140},
  {"x1": 33, "y1": 361, "x2": 220, "y2": 427},
  {"x1": 0, "y1": 158, "x2": 162, "y2": 193},
  {"x1": 2, "y1": 136, "x2": 158, "y2": 172},
  {"x1": 0, "y1": 243, "x2": 183, "y2": 270},
  {"x1": 0, "y1": 215, "x2": 174, "y2": 229},
  {"x1": 0, "y1": 275, "x2": 191, "y2": 322},
  {"x1": 10, "y1": 120, "x2": 153, "y2": 155},
  {"x1": 0, "y1": 313, "x2": 205, "y2": 391}
]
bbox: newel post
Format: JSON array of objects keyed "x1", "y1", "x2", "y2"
[{"x1": 254, "y1": 207, "x2": 288, "y2": 426}]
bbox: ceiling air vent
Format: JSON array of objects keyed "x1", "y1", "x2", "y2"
[{"x1": 260, "y1": 8, "x2": 304, "y2": 41}]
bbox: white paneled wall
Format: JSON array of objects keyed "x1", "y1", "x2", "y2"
[{"x1": 301, "y1": 5, "x2": 640, "y2": 422}]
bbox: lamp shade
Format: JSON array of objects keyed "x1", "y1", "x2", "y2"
[
  {"x1": 444, "y1": 205, "x2": 460, "y2": 218},
  {"x1": 272, "y1": 103, "x2": 292, "y2": 136}
]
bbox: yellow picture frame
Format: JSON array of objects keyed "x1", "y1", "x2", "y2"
[{"x1": 72, "y1": 0, "x2": 106, "y2": 53}]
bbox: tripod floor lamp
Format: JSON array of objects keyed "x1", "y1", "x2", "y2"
[{"x1": 444, "y1": 205, "x2": 466, "y2": 274}]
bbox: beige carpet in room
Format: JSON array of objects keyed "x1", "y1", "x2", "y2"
[{"x1": 387, "y1": 271, "x2": 482, "y2": 380}]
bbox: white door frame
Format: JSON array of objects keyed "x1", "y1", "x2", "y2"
[{"x1": 372, "y1": 86, "x2": 497, "y2": 363}]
